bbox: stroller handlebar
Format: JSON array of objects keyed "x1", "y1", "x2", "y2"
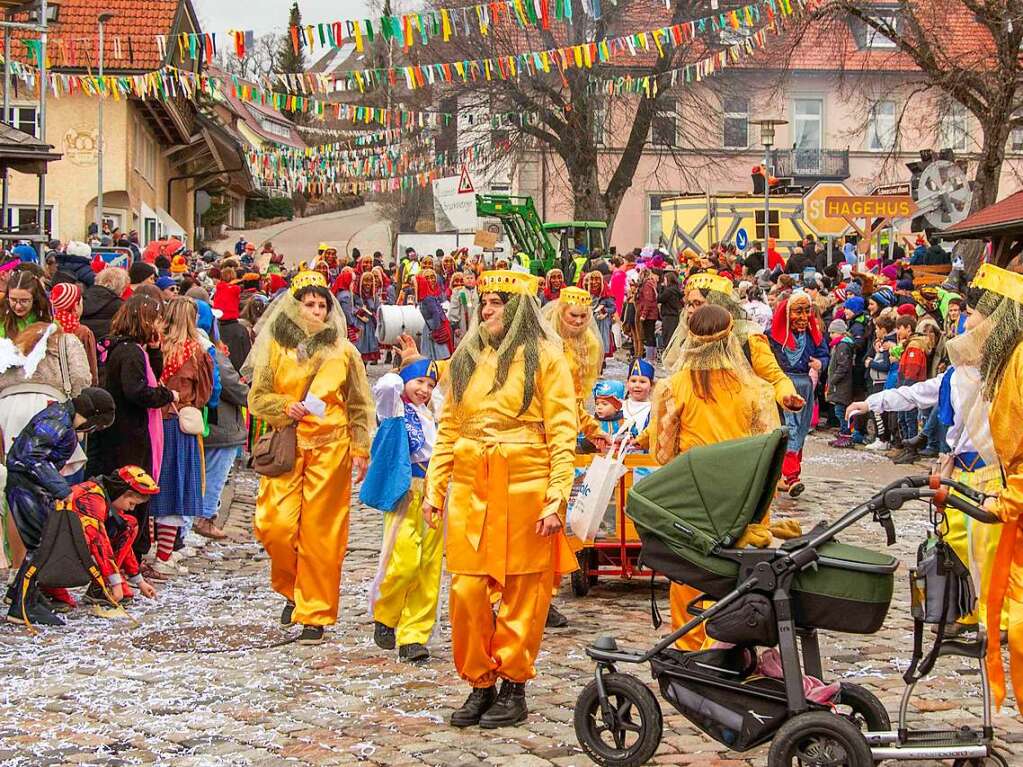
[{"x1": 879, "y1": 479, "x2": 999, "y2": 525}]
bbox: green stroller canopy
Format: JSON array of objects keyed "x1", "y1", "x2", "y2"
[{"x1": 628, "y1": 429, "x2": 788, "y2": 556}]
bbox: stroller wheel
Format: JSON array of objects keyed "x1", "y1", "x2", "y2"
[
  {"x1": 574, "y1": 672, "x2": 662, "y2": 767},
  {"x1": 572, "y1": 551, "x2": 592, "y2": 597},
  {"x1": 834, "y1": 682, "x2": 891, "y2": 732},
  {"x1": 768, "y1": 711, "x2": 872, "y2": 767}
]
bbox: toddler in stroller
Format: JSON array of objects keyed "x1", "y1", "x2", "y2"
[{"x1": 573, "y1": 429, "x2": 1006, "y2": 767}]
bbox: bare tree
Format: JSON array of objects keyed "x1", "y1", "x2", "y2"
[
  {"x1": 220, "y1": 34, "x2": 279, "y2": 81},
  {"x1": 409, "y1": 0, "x2": 754, "y2": 231},
  {"x1": 797, "y1": 0, "x2": 1023, "y2": 215}
]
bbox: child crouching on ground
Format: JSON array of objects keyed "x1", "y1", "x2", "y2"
[{"x1": 368, "y1": 335, "x2": 441, "y2": 663}]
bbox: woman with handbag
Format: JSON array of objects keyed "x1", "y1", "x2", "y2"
[
  {"x1": 148, "y1": 297, "x2": 213, "y2": 578},
  {"x1": 89, "y1": 296, "x2": 176, "y2": 570},
  {"x1": 421, "y1": 270, "x2": 577, "y2": 729},
  {"x1": 245, "y1": 271, "x2": 373, "y2": 646}
]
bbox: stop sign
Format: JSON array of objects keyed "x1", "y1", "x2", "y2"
[{"x1": 802, "y1": 182, "x2": 854, "y2": 237}]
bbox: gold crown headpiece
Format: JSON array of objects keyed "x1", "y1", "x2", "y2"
[
  {"x1": 686, "y1": 272, "x2": 734, "y2": 297},
  {"x1": 290, "y1": 270, "x2": 327, "y2": 294},
  {"x1": 559, "y1": 286, "x2": 591, "y2": 307},
  {"x1": 478, "y1": 269, "x2": 540, "y2": 296},
  {"x1": 973, "y1": 263, "x2": 1023, "y2": 305}
]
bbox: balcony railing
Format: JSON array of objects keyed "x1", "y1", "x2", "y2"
[{"x1": 769, "y1": 148, "x2": 850, "y2": 180}]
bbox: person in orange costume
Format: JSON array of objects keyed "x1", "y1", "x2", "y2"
[
  {"x1": 650, "y1": 302, "x2": 804, "y2": 650},
  {"x1": 965, "y1": 263, "x2": 1023, "y2": 716},
  {"x1": 246, "y1": 270, "x2": 373, "y2": 646},
  {"x1": 422, "y1": 269, "x2": 578, "y2": 729}
]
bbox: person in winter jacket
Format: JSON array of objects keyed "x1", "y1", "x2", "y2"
[
  {"x1": 213, "y1": 276, "x2": 251, "y2": 374},
  {"x1": 825, "y1": 319, "x2": 856, "y2": 447},
  {"x1": 5, "y1": 388, "x2": 115, "y2": 625},
  {"x1": 199, "y1": 302, "x2": 249, "y2": 540},
  {"x1": 656, "y1": 271, "x2": 684, "y2": 350},
  {"x1": 55, "y1": 241, "x2": 97, "y2": 287},
  {"x1": 82, "y1": 267, "x2": 128, "y2": 341},
  {"x1": 636, "y1": 269, "x2": 660, "y2": 364},
  {"x1": 89, "y1": 296, "x2": 176, "y2": 560}
]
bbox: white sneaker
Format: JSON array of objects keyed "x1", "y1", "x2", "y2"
[
  {"x1": 171, "y1": 547, "x2": 197, "y2": 560},
  {"x1": 152, "y1": 559, "x2": 188, "y2": 576},
  {"x1": 865, "y1": 440, "x2": 889, "y2": 452}
]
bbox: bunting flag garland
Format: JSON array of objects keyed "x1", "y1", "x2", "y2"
[
  {"x1": 319, "y1": 0, "x2": 801, "y2": 93},
  {"x1": 286, "y1": 0, "x2": 606, "y2": 57},
  {"x1": 588, "y1": 24, "x2": 780, "y2": 97}
]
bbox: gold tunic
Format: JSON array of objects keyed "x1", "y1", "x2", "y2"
[{"x1": 426, "y1": 341, "x2": 577, "y2": 584}]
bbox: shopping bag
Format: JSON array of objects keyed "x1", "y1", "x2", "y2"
[
  {"x1": 359, "y1": 416, "x2": 412, "y2": 511},
  {"x1": 569, "y1": 435, "x2": 630, "y2": 543}
]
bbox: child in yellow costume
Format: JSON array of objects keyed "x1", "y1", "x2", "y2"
[
  {"x1": 368, "y1": 338, "x2": 442, "y2": 663},
  {"x1": 246, "y1": 271, "x2": 373, "y2": 645},
  {"x1": 541, "y1": 286, "x2": 610, "y2": 628},
  {"x1": 962, "y1": 263, "x2": 1023, "y2": 716},
  {"x1": 423, "y1": 270, "x2": 578, "y2": 729},
  {"x1": 649, "y1": 303, "x2": 803, "y2": 650}
]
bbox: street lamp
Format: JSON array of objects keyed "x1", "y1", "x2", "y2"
[
  {"x1": 753, "y1": 118, "x2": 787, "y2": 250},
  {"x1": 96, "y1": 12, "x2": 114, "y2": 239}
]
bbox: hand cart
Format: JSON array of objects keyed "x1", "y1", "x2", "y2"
[{"x1": 570, "y1": 453, "x2": 663, "y2": 596}]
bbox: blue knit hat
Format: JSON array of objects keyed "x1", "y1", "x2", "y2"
[
  {"x1": 844, "y1": 296, "x2": 865, "y2": 315},
  {"x1": 871, "y1": 286, "x2": 896, "y2": 308}
]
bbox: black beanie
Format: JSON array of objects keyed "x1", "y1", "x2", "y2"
[
  {"x1": 72, "y1": 387, "x2": 116, "y2": 431},
  {"x1": 129, "y1": 262, "x2": 156, "y2": 285}
]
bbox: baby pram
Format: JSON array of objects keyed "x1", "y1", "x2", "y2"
[{"x1": 573, "y1": 429, "x2": 1006, "y2": 767}]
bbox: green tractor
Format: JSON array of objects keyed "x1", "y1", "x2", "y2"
[{"x1": 475, "y1": 194, "x2": 607, "y2": 280}]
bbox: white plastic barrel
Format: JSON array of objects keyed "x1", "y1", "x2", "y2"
[{"x1": 376, "y1": 304, "x2": 426, "y2": 344}]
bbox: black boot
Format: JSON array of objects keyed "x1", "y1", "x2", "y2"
[
  {"x1": 280, "y1": 601, "x2": 295, "y2": 627},
  {"x1": 479, "y1": 680, "x2": 528, "y2": 729},
  {"x1": 545, "y1": 603, "x2": 569, "y2": 628},
  {"x1": 398, "y1": 643, "x2": 430, "y2": 663},
  {"x1": 373, "y1": 621, "x2": 396, "y2": 650},
  {"x1": 5, "y1": 563, "x2": 63, "y2": 627},
  {"x1": 902, "y1": 432, "x2": 927, "y2": 450},
  {"x1": 450, "y1": 686, "x2": 497, "y2": 727}
]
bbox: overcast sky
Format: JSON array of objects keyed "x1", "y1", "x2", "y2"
[{"x1": 193, "y1": 0, "x2": 378, "y2": 37}]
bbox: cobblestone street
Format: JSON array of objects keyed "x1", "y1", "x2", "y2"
[{"x1": 1, "y1": 436, "x2": 1021, "y2": 766}]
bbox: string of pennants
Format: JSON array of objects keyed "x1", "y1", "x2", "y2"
[
  {"x1": 325, "y1": 0, "x2": 797, "y2": 93},
  {"x1": 11, "y1": 0, "x2": 608, "y2": 67},
  {"x1": 588, "y1": 22, "x2": 785, "y2": 97}
]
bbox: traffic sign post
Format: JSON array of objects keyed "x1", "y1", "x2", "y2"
[
  {"x1": 801, "y1": 181, "x2": 854, "y2": 238},
  {"x1": 735, "y1": 227, "x2": 749, "y2": 251}
]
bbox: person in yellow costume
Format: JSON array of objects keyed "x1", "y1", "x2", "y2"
[
  {"x1": 957, "y1": 263, "x2": 1023, "y2": 716},
  {"x1": 649, "y1": 300, "x2": 804, "y2": 650},
  {"x1": 540, "y1": 285, "x2": 612, "y2": 628},
  {"x1": 639, "y1": 271, "x2": 798, "y2": 453},
  {"x1": 245, "y1": 271, "x2": 373, "y2": 646},
  {"x1": 368, "y1": 336, "x2": 443, "y2": 663},
  {"x1": 422, "y1": 269, "x2": 578, "y2": 729}
]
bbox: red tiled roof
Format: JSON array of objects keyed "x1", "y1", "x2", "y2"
[
  {"x1": 944, "y1": 190, "x2": 1023, "y2": 237},
  {"x1": 14, "y1": 0, "x2": 193, "y2": 72}
]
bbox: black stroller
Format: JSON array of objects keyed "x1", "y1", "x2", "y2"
[{"x1": 573, "y1": 429, "x2": 1006, "y2": 767}]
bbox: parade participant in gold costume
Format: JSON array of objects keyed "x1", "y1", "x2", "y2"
[
  {"x1": 246, "y1": 271, "x2": 373, "y2": 645},
  {"x1": 423, "y1": 270, "x2": 577, "y2": 729},
  {"x1": 957, "y1": 263, "x2": 1023, "y2": 715},
  {"x1": 652, "y1": 301, "x2": 803, "y2": 650},
  {"x1": 540, "y1": 285, "x2": 611, "y2": 628}
]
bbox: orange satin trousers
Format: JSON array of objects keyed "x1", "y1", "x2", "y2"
[
  {"x1": 254, "y1": 442, "x2": 352, "y2": 626},
  {"x1": 450, "y1": 571, "x2": 553, "y2": 687}
]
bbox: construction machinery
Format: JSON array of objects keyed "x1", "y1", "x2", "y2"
[{"x1": 475, "y1": 194, "x2": 607, "y2": 278}]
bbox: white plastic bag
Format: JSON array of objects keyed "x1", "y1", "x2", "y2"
[{"x1": 568, "y1": 430, "x2": 631, "y2": 543}]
